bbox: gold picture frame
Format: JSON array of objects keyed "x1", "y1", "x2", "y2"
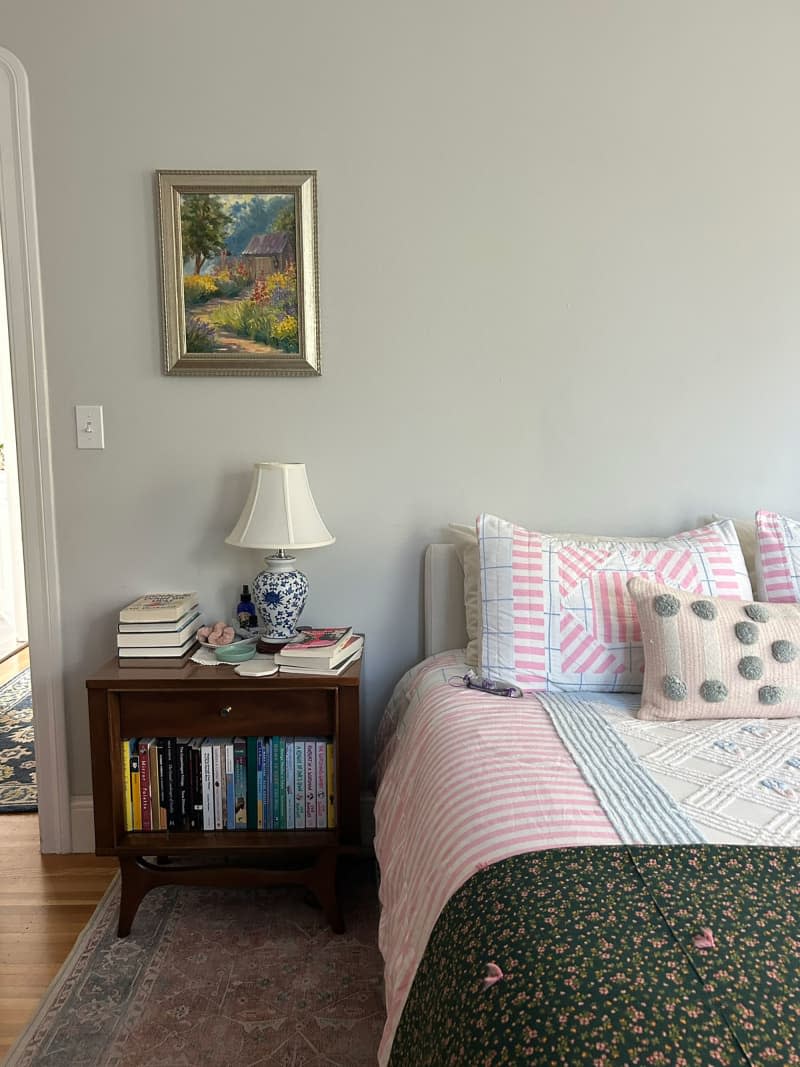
[{"x1": 156, "y1": 170, "x2": 320, "y2": 376}]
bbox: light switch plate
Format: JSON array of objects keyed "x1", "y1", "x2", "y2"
[{"x1": 75, "y1": 405, "x2": 104, "y2": 449}]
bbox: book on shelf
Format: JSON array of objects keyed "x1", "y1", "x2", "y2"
[
  {"x1": 315, "y1": 740, "x2": 327, "y2": 829},
  {"x1": 117, "y1": 637, "x2": 199, "y2": 663},
  {"x1": 119, "y1": 593, "x2": 199, "y2": 624},
  {"x1": 121, "y1": 739, "x2": 135, "y2": 831},
  {"x1": 278, "y1": 643, "x2": 362, "y2": 676},
  {"x1": 282, "y1": 626, "x2": 352, "y2": 655},
  {"x1": 275, "y1": 633, "x2": 363, "y2": 671},
  {"x1": 117, "y1": 613, "x2": 203, "y2": 648},
  {"x1": 285, "y1": 740, "x2": 295, "y2": 831},
  {"x1": 326, "y1": 741, "x2": 336, "y2": 829},
  {"x1": 138, "y1": 739, "x2": 153, "y2": 831},
  {"x1": 233, "y1": 738, "x2": 247, "y2": 828},
  {"x1": 121, "y1": 734, "x2": 336, "y2": 833},
  {"x1": 304, "y1": 740, "x2": 316, "y2": 827},
  {"x1": 118, "y1": 608, "x2": 202, "y2": 634},
  {"x1": 294, "y1": 739, "x2": 305, "y2": 829},
  {"x1": 130, "y1": 748, "x2": 141, "y2": 830}
]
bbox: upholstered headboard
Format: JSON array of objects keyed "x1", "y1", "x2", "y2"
[{"x1": 424, "y1": 543, "x2": 468, "y2": 656}]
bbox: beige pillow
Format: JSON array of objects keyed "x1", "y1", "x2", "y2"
[
  {"x1": 709, "y1": 515, "x2": 757, "y2": 591},
  {"x1": 448, "y1": 524, "x2": 481, "y2": 666},
  {"x1": 630, "y1": 576, "x2": 800, "y2": 720}
]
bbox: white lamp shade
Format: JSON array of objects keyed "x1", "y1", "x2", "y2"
[{"x1": 225, "y1": 462, "x2": 335, "y2": 551}]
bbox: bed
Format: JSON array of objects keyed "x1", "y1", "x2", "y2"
[{"x1": 374, "y1": 516, "x2": 800, "y2": 1066}]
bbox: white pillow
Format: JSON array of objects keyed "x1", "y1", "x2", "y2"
[{"x1": 478, "y1": 515, "x2": 753, "y2": 692}]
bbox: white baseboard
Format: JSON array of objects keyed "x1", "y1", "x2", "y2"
[
  {"x1": 70, "y1": 794, "x2": 95, "y2": 853},
  {"x1": 69, "y1": 791, "x2": 375, "y2": 854}
]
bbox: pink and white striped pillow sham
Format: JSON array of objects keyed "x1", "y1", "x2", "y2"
[
  {"x1": 478, "y1": 514, "x2": 753, "y2": 693},
  {"x1": 755, "y1": 510, "x2": 800, "y2": 603}
]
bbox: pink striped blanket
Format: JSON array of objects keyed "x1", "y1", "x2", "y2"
[{"x1": 373, "y1": 651, "x2": 622, "y2": 1066}]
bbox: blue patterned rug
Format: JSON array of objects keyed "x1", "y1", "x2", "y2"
[{"x1": 0, "y1": 667, "x2": 37, "y2": 813}]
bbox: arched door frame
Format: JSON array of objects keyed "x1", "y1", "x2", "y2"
[{"x1": 0, "y1": 46, "x2": 70, "y2": 852}]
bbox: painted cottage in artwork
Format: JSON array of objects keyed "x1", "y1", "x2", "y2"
[{"x1": 241, "y1": 232, "x2": 295, "y2": 280}]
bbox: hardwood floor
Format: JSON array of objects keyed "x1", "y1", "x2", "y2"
[{"x1": 0, "y1": 648, "x2": 117, "y2": 1060}]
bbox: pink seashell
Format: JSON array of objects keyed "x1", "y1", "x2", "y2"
[
  {"x1": 483, "y1": 962, "x2": 504, "y2": 988},
  {"x1": 204, "y1": 622, "x2": 236, "y2": 646}
]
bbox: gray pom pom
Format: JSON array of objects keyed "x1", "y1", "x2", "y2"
[
  {"x1": 759, "y1": 685, "x2": 784, "y2": 705},
  {"x1": 772, "y1": 640, "x2": 799, "y2": 664},
  {"x1": 735, "y1": 621, "x2": 758, "y2": 645},
  {"x1": 654, "y1": 594, "x2": 681, "y2": 617},
  {"x1": 691, "y1": 600, "x2": 717, "y2": 621},
  {"x1": 738, "y1": 656, "x2": 764, "y2": 680},
  {"x1": 700, "y1": 679, "x2": 728, "y2": 703},
  {"x1": 744, "y1": 603, "x2": 770, "y2": 623},
  {"x1": 663, "y1": 675, "x2": 688, "y2": 701}
]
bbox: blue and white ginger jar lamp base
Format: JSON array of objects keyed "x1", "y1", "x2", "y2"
[{"x1": 252, "y1": 552, "x2": 308, "y2": 641}]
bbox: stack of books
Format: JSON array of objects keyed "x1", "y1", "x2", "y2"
[
  {"x1": 121, "y1": 735, "x2": 336, "y2": 832},
  {"x1": 117, "y1": 593, "x2": 202, "y2": 665},
  {"x1": 274, "y1": 627, "x2": 363, "y2": 675}
]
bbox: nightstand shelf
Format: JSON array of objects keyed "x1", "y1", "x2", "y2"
[{"x1": 87, "y1": 655, "x2": 361, "y2": 937}]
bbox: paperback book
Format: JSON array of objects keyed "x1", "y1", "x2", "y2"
[
  {"x1": 119, "y1": 593, "x2": 199, "y2": 624},
  {"x1": 276, "y1": 633, "x2": 363, "y2": 671}
]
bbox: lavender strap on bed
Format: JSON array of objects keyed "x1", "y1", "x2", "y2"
[{"x1": 448, "y1": 670, "x2": 523, "y2": 698}]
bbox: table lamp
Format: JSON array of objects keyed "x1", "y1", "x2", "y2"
[{"x1": 225, "y1": 462, "x2": 334, "y2": 643}]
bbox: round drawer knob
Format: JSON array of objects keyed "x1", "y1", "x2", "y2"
[{"x1": 219, "y1": 705, "x2": 232, "y2": 718}]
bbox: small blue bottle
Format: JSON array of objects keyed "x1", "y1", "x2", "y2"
[{"x1": 236, "y1": 585, "x2": 258, "y2": 630}]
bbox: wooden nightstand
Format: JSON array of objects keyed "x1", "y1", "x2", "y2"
[{"x1": 86, "y1": 654, "x2": 361, "y2": 936}]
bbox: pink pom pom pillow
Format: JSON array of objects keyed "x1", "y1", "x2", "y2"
[
  {"x1": 629, "y1": 576, "x2": 800, "y2": 720},
  {"x1": 478, "y1": 514, "x2": 753, "y2": 692}
]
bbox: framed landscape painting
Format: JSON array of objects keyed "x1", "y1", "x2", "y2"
[{"x1": 156, "y1": 170, "x2": 320, "y2": 376}]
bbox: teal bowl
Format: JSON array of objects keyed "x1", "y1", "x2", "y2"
[{"x1": 214, "y1": 642, "x2": 257, "y2": 663}]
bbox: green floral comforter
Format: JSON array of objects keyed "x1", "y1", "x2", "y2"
[{"x1": 390, "y1": 846, "x2": 800, "y2": 1066}]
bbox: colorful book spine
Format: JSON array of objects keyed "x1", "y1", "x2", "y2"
[
  {"x1": 267, "y1": 738, "x2": 275, "y2": 827},
  {"x1": 285, "y1": 740, "x2": 295, "y2": 831},
  {"x1": 278, "y1": 737, "x2": 286, "y2": 830},
  {"x1": 256, "y1": 738, "x2": 264, "y2": 830},
  {"x1": 326, "y1": 741, "x2": 336, "y2": 829},
  {"x1": 212, "y1": 741, "x2": 224, "y2": 830},
  {"x1": 164, "y1": 739, "x2": 179, "y2": 831},
  {"x1": 225, "y1": 742, "x2": 235, "y2": 830},
  {"x1": 130, "y1": 747, "x2": 141, "y2": 831},
  {"x1": 272, "y1": 738, "x2": 281, "y2": 830},
  {"x1": 191, "y1": 741, "x2": 204, "y2": 830},
  {"x1": 148, "y1": 740, "x2": 164, "y2": 830},
  {"x1": 304, "y1": 740, "x2": 315, "y2": 827},
  {"x1": 138, "y1": 739, "x2": 152, "y2": 831},
  {"x1": 315, "y1": 740, "x2": 327, "y2": 829},
  {"x1": 176, "y1": 740, "x2": 190, "y2": 831},
  {"x1": 233, "y1": 738, "x2": 247, "y2": 828},
  {"x1": 121, "y1": 739, "x2": 134, "y2": 831},
  {"x1": 294, "y1": 738, "x2": 305, "y2": 829},
  {"x1": 246, "y1": 736, "x2": 258, "y2": 830},
  {"x1": 201, "y1": 740, "x2": 214, "y2": 830}
]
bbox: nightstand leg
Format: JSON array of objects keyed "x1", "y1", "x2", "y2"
[
  {"x1": 117, "y1": 857, "x2": 150, "y2": 937},
  {"x1": 309, "y1": 849, "x2": 344, "y2": 934}
]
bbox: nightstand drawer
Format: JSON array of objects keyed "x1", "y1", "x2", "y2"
[{"x1": 118, "y1": 688, "x2": 337, "y2": 737}]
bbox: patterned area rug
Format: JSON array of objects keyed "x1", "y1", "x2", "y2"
[
  {"x1": 0, "y1": 667, "x2": 37, "y2": 813},
  {"x1": 5, "y1": 858, "x2": 384, "y2": 1066}
]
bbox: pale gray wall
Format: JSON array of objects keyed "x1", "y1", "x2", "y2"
[{"x1": 2, "y1": 1, "x2": 800, "y2": 795}]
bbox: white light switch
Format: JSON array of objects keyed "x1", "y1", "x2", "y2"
[{"x1": 75, "y1": 405, "x2": 104, "y2": 449}]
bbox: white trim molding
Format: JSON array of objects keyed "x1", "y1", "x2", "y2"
[
  {"x1": 0, "y1": 47, "x2": 71, "y2": 852},
  {"x1": 70, "y1": 795, "x2": 95, "y2": 854}
]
